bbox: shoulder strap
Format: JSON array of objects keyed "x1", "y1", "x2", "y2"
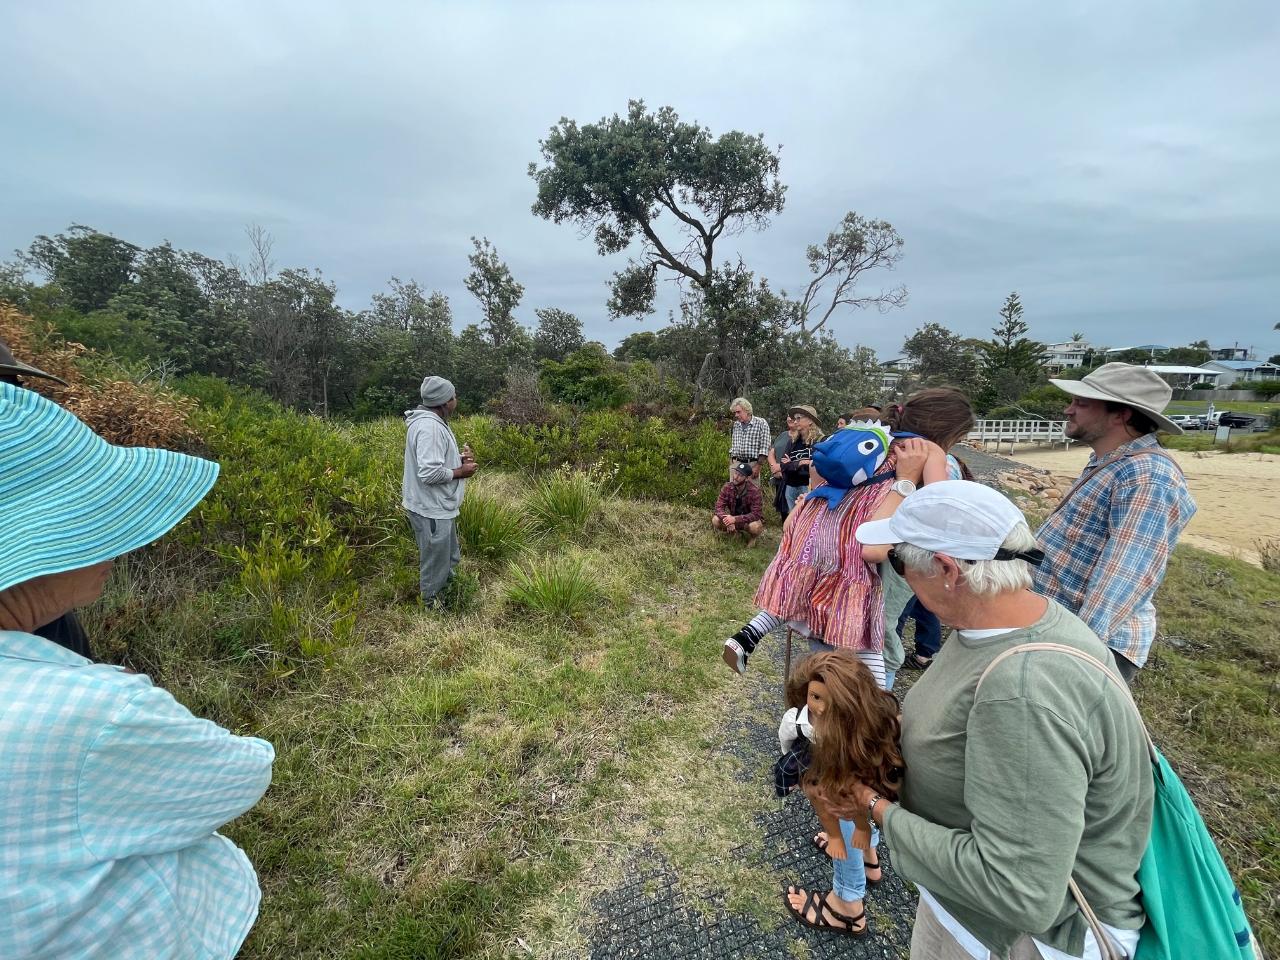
[
  {"x1": 975, "y1": 642, "x2": 1155, "y2": 758},
  {"x1": 1048, "y1": 447, "x2": 1184, "y2": 519},
  {"x1": 976, "y1": 642, "x2": 1154, "y2": 960}
]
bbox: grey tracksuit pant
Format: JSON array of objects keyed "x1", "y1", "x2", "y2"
[{"x1": 407, "y1": 512, "x2": 460, "y2": 602}]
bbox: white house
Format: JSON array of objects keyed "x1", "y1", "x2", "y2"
[
  {"x1": 880, "y1": 357, "x2": 916, "y2": 393},
  {"x1": 1043, "y1": 340, "x2": 1092, "y2": 373},
  {"x1": 1199, "y1": 359, "x2": 1280, "y2": 384},
  {"x1": 1144, "y1": 365, "x2": 1222, "y2": 388},
  {"x1": 1209, "y1": 346, "x2": 1252, "y2": 361}
]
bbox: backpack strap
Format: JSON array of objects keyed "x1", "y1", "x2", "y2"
[
  {"x1": 1048, "y1": 447, "x2": 1184, "y2": 520},
  {"x1": 976, "y1": 642, "x2": 1155, "y2": 960},
  {"x1": 975, "y1": 642, "x2": 1156, "y2": 759}
]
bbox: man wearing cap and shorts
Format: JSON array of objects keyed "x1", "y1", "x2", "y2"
[
  {"x1": 1034, "y1": 363, "x2": 1196, "y2": 681},
  {"x1": 403, "y1": 376, "x2": 477, "y2": 606}
]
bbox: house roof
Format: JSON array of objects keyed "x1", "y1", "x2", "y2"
[
  {"x1": 1105, "y1": 344, "x2": 1169, "y2": 353},
  {"x1": 1146, "y1": 365, "x2": 1221, "y2": 375},
  {"x1": 1201, "y1": 360, "x2": 1280, "y2": 370}
]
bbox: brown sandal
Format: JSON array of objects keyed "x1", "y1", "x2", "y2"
[{"x1": 783, "y1": 886, "x2": 868, "y2": 937}]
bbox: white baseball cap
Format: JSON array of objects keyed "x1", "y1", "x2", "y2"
[{"x1": 856, "y1": 480, "x2": 1040, "y2": 562}]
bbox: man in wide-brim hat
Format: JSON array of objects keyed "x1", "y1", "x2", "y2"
[{"x1": 1032, "y1": 362, "x2": 1197, "y2": 681}]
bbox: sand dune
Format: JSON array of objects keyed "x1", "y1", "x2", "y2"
[{"x1": 1005, "y1": 444, "x2": 1280, "y2": 567}]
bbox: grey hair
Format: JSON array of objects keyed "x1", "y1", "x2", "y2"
[
  {"x1": 893, "y1": 523, "x2": 1038, "y2": 597},
  {"x1": 729, "y1": 397, "x2": 752, "y2": 415}
]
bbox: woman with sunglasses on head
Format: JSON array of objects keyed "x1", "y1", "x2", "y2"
[{"x1": 831, "y1": 481, "x2": 1153, "y2": 960}]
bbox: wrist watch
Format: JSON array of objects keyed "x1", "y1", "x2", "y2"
[{"x1": 889, "y1": 478, "x2": 917, "y2": 498}]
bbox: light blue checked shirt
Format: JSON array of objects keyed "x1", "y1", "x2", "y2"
[
  {"x1": 1033, "y1": 434, "x2": 1196, "y2": 667},
  {"x1": 1, "y1": 631, "x2": 275, "y2": 959}
]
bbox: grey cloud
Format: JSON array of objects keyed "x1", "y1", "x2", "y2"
[{"x1": 1, "y1": 0, "x2": 1277, "y2": 360}]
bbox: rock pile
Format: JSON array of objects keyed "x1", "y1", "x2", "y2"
[{"x1": 995, "y1": 468, "x2": 1077, "y2": 504}]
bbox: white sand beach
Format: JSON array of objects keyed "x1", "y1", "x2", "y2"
[{"x1": 1004, "y1": 444, "x2": 1280, "y2": 566}]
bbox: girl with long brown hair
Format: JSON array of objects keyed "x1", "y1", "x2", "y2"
[
  {"x1": 876, "y1": 387, "x2": 977, "y2": 679},
  {"x1": 782, "y1": 651, "x2": 904, "y2": 938}
]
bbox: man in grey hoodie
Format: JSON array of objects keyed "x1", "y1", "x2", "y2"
[{"x1": 402, "y1": 376, "x2": 477, "y2": 605}]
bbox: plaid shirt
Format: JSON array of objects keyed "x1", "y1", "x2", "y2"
[
  {"x1": 1033, "y1": 434, "x2": 1195, "y2": 666},
  {"x1": 714, "y1": 479, "x2": 763, "y2": 525},
  {"x1": 730, "y1": 415, "x2": 772, "y2": 463},
  {"x1": 1, "y1": 631, "x2": 275, "y2": 959}
]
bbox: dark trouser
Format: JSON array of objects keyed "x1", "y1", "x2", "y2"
[
  {"x1": 898, "y1": 596, "x2": 942, "y2": 658},
  {"x1": 1111, "y1": 649, "x2": 1140, "y2": 683},
  {"x1": 408, "y1": 512, "x2": 461, "y2": 603},
  {"x1": 35, "y1": 611, "x2": 92, "y2": 659},
  {"x1": 771, "y1": 476, "x2": 788, "y2": 519}
]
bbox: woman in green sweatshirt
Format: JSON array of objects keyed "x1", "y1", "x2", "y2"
[{"x1": 845, "y1": 480, "x2": 1153, "y2": 960}]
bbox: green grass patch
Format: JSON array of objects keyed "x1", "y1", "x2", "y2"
[{"x1": 1162, "y1": 428, "x2": 1280, "y2": 454}]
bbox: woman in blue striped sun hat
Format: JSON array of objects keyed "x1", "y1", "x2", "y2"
[{"x1": 0, "y1": 381, "x2": 276, "y2": 960}]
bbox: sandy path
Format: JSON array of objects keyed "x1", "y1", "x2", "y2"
[{"x1": 1004, "y1": 444, "x2": 1280, "y2": 566}]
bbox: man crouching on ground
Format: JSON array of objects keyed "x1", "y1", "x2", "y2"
[
  {"x1": 713, "y1": 462, "x2": 765, "y2": 545},
  {"x1": 403, "y1": 376, "x2": 477, "y2": 606}
]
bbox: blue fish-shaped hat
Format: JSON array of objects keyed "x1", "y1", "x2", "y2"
[{"x1": 807, "y1": 420, "x2": 892, "y2": 509}]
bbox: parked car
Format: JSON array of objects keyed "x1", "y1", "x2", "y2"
[
  {"x1": 1168, "y1": 415, "x2": 1205, "y2": 430},
  {"x1": 1217, "y1": 412, "x2": 1257, "y2": 428}
]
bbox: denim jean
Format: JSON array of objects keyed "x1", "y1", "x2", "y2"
[
  {"x1": 785, "y1": 484, "x2": 807, "y2": 512},
  {"x1": 884, "y1": 669, "x2": 896, "y2": 691},
  {"x1": 832, "y1": 816, "x2": 880, "y2": 903},
  {"x1": 898, "y1": 596, "x2": 942, "y2": 658}
]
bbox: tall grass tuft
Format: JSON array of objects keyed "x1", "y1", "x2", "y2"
[
  {"x1": 525, "y1": 469, "x2": 605, "y2": 537},
  {"x1": 457, "y1": 492, "x2": 530, "y2": 564},
  {"x1": 506, "y1": 556, "x2": 602, "y2": 622},
  {"x1": 1255, "y1": 537, "x2": 1280, "y2": 574}
]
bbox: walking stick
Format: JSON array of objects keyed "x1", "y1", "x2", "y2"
[{"x1": 784, "y1": 626, "x2": 794, "y2": 688}]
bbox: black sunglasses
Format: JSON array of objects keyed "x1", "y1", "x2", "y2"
[{"x1": 888, "y1": 546, "x2": 1044, "y2": 577}]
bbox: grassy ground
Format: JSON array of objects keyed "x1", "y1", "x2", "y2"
[
  {"x1": 88, "y1": 447, "x2": 784, "y2": 959},
  {"x1": 82, "y1": 392, "x2": 1278, "y2": 957},
  {"x1": 1162, "y1": 428, "x2": 1280, "y2": 454},
  {"x1": 1166, "y1": 400, "x2": 1280, "y2": 416}
]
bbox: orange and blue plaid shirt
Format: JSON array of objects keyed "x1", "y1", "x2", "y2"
[{"x1": 1033, "y1": 434, "x2": 1195, "y2": 667}]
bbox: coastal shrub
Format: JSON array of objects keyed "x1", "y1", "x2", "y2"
[
  {"x1": 457, "y1": 492, "x2": 531, "y2": 564},
  {"x1": 525, "y1": 469, "x2": 605, "y2": 537},
  {"x1": 1252, "y1": 380, "x2": 1280, "y2": 398},
  {"x1": 505, "y1": 556, "x2": 602, "y2": 622}
]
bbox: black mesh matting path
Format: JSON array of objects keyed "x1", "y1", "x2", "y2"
[
  {"x1": 586, "y1": 638, "x2": 917, "y2": 960},
  {"x1": 584, "y1": 451, "x2": 1011, "y2": 959}
]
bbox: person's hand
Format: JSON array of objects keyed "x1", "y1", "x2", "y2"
[
  {"x1": 455, "y1": 460, "x2": 479, "y2": 479},
  {"x1": 724, "y1": 516, "x2": 736, "y2": 531},
  {"x1": 771, "y1": 465, "x2": 783, "y2": 478},
  {"x1": 780, "y1": 454, "x2": 792, "y2": 465},
  {"x1": 460, "y1": 443, "x2": 475, "y2": 463},
  {"x1": 893, "y1": 438, "x2": 930, "y2": 484}
]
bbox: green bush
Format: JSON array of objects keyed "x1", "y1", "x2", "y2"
[
  {"x1": 525, "y1": 470, "x2": 605, "y2": 537},
  {"x1": 453, "y1": 408, "x2": 728, "y2": 508},
  {"x1": 505, "y1": 556, "x2": 602, "y2": 622},
  {"x1": 457, "y1": 492, "x2": 531, "y2": 564},
  {"x1": 1250, "y1": 380, "x2": 1280, "y2": 398}
]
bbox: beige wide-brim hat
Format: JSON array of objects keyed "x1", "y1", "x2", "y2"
[
  {"x1": 1048, "y1": 362, "x2": 1182, "y2": 435},
  {"x1": 788, "y1": 404, "x2": 821, "y2": 424}
]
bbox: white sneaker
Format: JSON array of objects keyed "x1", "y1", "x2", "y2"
[{"x1": 722, "y1": 638, "x2": 748, "y2": 675}]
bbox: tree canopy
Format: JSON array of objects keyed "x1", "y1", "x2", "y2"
[{"x1": 529, "y1": 100, "x2": 785, "y2": 317}]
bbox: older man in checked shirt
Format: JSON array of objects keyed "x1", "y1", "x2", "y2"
[
  {"x1": 1034, "y1": 364, "x2": 1196, "y2": 681},
  {"x1": 728, "y1": 396, "x2": 771, "y2": 482}
]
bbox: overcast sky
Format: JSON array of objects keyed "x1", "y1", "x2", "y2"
[{"x1": 2, "y1": 0, "x2": 1278, "y2": 360}]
